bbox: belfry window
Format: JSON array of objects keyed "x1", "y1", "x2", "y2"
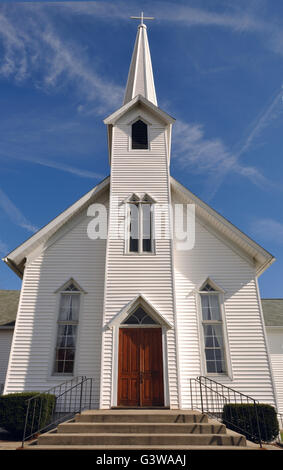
[
  {"x1": 199, "y1": 281, "x2": 227, "y2": 374},
  {"x1": 132, "y1": 119, "x2": 148, "y2": 149},
  {"x1": 127, "y1": 194, "x2": 154, "y2": 254}
]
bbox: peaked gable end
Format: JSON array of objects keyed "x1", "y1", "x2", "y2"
[
  {"x1": 3, "y1": 177, "x2": 110, "y2": 277},
  {"x1": 171, "y1": 177, "x2": 275, "y2": 276}
]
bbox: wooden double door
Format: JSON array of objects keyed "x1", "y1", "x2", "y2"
[{"x1": 117, "y1": 328, "x2": 164, "y2": 407}]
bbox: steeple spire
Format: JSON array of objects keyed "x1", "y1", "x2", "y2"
[{"x1": 123, "y1": 14, "x2": 157, "y2": 106}]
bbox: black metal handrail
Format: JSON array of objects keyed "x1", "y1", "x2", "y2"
[
  {"x1": 190, "y1": 376, "x2": 265, "y2": 447},
  {"x1": 22, "y1": 376, "x2": 93, "y2": 447}
]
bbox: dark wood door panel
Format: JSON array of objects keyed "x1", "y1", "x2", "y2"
[
  {"x1": 118, "y1": 328, "x2": 164, "y2": 407},
  {"x1": 118, "y1": 329, "x2": 140, "y2": 406},
  {"x1": 140, "y1": 328, "x2": 164, "y2": 406}
]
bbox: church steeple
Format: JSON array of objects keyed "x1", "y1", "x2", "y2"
[{"x1": 123, "y1": 16, "x2": 157, "y2": 106}]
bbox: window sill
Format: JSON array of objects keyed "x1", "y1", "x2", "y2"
[
  {"x1": 49, "y1": 374, "x2": 75, "y2": 379},
  {"x1": 128, "y1": 149, "x2": 151, "y2": 152},
  {"x1": 124, "y1": 252, "x2": 156, "y2": 256},
  {"x1": 204, "y1": 373, "x2": 233, "y2": 382}
]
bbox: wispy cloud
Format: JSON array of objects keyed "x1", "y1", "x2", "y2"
[
  {"x1": 0, "y1": 151, "x2": 105, "y2": 180},
  {"x1": 250, "y1": 218, "x2": 283, "y2": 245},
  {"x1": 0, "y1": 187, "x2": 38, "y2": 233},
  {"x1": 56, "y1": 1, "x2": 283, "y2": 58},
  {"x1": 0, "y1": 2, "x2": 282, "y2": 116},
  {"x1": 22, "y1": 156, "x2": 105, "y2": 180},
  {"x1": 0, "y1": 5, "x2": 123, "y2": 114},
  {"x1": 172, "y1": 81, "x2": 283, "y2": 199},
  {"x1": 40, "y1": 1, "x2": 265, "y2": 33},
  {"x1": 233, "y1": 87, "x2": 283, "y2": 159},
  {"x1": 172, "y1": 119, "x2": 270, "y2": 195},
  {"x1": 0, "y1": 2, "x2": 282, "y2": 193}
]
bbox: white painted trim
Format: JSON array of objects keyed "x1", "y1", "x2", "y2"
[
  {"x1": 124, "y1": 201, "x2": 156, "y2": 255},
  {"x1": 132, "y1": 30, "x2": 141, "y2": 102},
  {"x1": 54, "y1": 277, "x2": 87, "y2": 294},
  {"x1": 255, "y1": 277, "x2": 278, "y2": 409},
  {"x1": 196, "y1": 286, "x2": 233, "y2": 380},
  {"x1": 197, "y1": 277, "x2": 226, "y2": 294},
  {"x1": 126, "y1": 115, "x2": 153, "y2": 127},
  {"x1": 3, "y1": 177, "x2": 110, "y2": 271},
  {"x1": 110, "y1": 323, "x2": 170, "y2": 408},
  {"x1": 107, "y1": 294, "x2": 173, "y2": 330},
  {"x1": 99, "y1": 131, "x2": 115, "y2": 409},
  {"x1": 171, "y1": 176, "x2": 275, "y2": 276},
  {"x1": 3, "y1": 268, "x2": 26, "y2": 394},
  {"x1": 165, "y1": 139, "x2": 181, "y2": 408},
  {"x1": 111, "y1": 325, "x2": 119, "y2": 407},
  {"x1": 104, "y1": 95, "x2": 175, "y2": 126},
  {"x1": 162, "y1": 326, "x2": 170, "y2": 407},
  {"x1": 120, "y1": 324, "x2": 161, "y2": 328},
  {"x1": 48, "y1": 284, "x2": 85, "y2": 380},
  {"x1": 128, "y1": 123, "x2": 152, "y2": 153}
]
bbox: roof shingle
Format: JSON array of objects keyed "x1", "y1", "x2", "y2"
[
  {"x1": 0, "y1": 290, "x2": 20, "y2": 327},
  {"x1": 261, "y1": 299, "x2": 283, "y2": 326}
]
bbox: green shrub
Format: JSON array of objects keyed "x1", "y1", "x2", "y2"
[
  {"x1": 0, "y1": 392, "x2": 56, "y2": 439},
  {"x1": 222, "y1": 403, "x2": 279, "y2": 443}
]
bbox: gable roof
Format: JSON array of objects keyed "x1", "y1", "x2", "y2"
[
  {"x1": 261, "y1": 299, "x2": 283, "y2": 326},
  {"x1": 2, "y1": 175, "x2": 275, "y2": 279},
  {"x1": 106, "y1": 294, "x2": 173, "y2": 330},
  {"x1": 0, "y1": 290, "x2": 20, "y2": 327},
  {"x1": 104, "y1": 94, "x2": 175, "y2": 127},
  {"x1": 2, "y1": 176, "x2": 110, "y2": 278}
]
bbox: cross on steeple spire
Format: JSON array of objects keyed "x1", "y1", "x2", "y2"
[
  {"x1": 130, "y1": 12, "x2": 155, "y2": 26},
  {"x1": 124, "y1": 12, "x2": 157, "y2": 105}
]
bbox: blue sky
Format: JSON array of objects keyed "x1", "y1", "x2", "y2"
[{"x1": 0, "y1": 0, "x2": 283, "y2": 298}]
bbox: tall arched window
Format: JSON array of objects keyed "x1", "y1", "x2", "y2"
[
  {"x1": 199, "y1": 281, "x2": 227, "y2": 374},
  {"x1": 127, "y1": 194, "x2": 155, "y2": 253},
  {"x1": 53, "y1": 280, "x2": 83, "y2": 375},
  {"x1": 132, "y1": 119, "x2": 148, "y2": 149}
]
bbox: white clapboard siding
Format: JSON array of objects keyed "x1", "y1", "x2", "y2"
[
  {"x1": 0, "y1": 330, "x2": 13, "y2": 392},
  {"x1": 172, "y1": 188, "x2": 276, "y2": 408},
  {"x1": 4, "y1": 191, "x2": 108, "y2": 407},
  {"x1": 266, "y1": 329, "x2": 283, "y2": 413},
  {"x1": 100, "y1": 106, "x2": 179, "y2": 408}
]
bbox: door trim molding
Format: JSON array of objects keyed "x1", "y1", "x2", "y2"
[
  {"x1": 111, "y1": 324, "x2": 169, "y2": 407},
  {"x1": 106, "y1": 294, "x2": 173, "y2": 330}
]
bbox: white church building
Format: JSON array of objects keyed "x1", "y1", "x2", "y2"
[{"x1": 3, "y1": 21, "x2": 278, "y2": 412}]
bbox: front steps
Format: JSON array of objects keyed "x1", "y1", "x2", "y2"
[{"x1": 27, "y1": 409, "x2": 249, "y2": 450}]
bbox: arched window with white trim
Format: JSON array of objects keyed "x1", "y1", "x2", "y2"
[
  {"x1": 127, "y1": 193, "x2": 155, "y2": 254},
  {"x1": 53, "y1": 279, "x2": 83, "y2": 375},
  {"x1": 199, "y1": 280, "x2": 227, "y2": 374}
]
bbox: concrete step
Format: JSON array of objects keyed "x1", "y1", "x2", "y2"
[
  {"x1": 37, "y1": 432, "x2": 246, "y2": 447},
  {"x1": 58, "y1": 422, "x2": 226, "y2": 434},
  {"x1": 27, "y1": 444, "x2": 255, "y2": 450},
  {"x1": 75, "y1": 410, "x2": 209, "y2": 424}
]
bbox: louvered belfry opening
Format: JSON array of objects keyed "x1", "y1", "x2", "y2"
[{"x1": 132, "y1": 119, "x2": 148, "y2": 149}]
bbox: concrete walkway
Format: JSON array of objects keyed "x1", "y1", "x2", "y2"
[{"x1": 0, "y1": 429, "x2": 22, "y2": 450}]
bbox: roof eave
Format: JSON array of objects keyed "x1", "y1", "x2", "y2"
[
  {"x1": 171, "y1": 176, "x2": 275, "y2": 277},
  {"x1": 104, "y1": 95, "x2": 175, "y2": 126},
  {"x1": 3, "y1": 176, "x2": 110, "y2": 275},
  {"x1": 3, "y1": 257, "x2": 25, "y2": 278},
  {"x1": 255, "y1": 255, "x2": 276, "y2": 277}
]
